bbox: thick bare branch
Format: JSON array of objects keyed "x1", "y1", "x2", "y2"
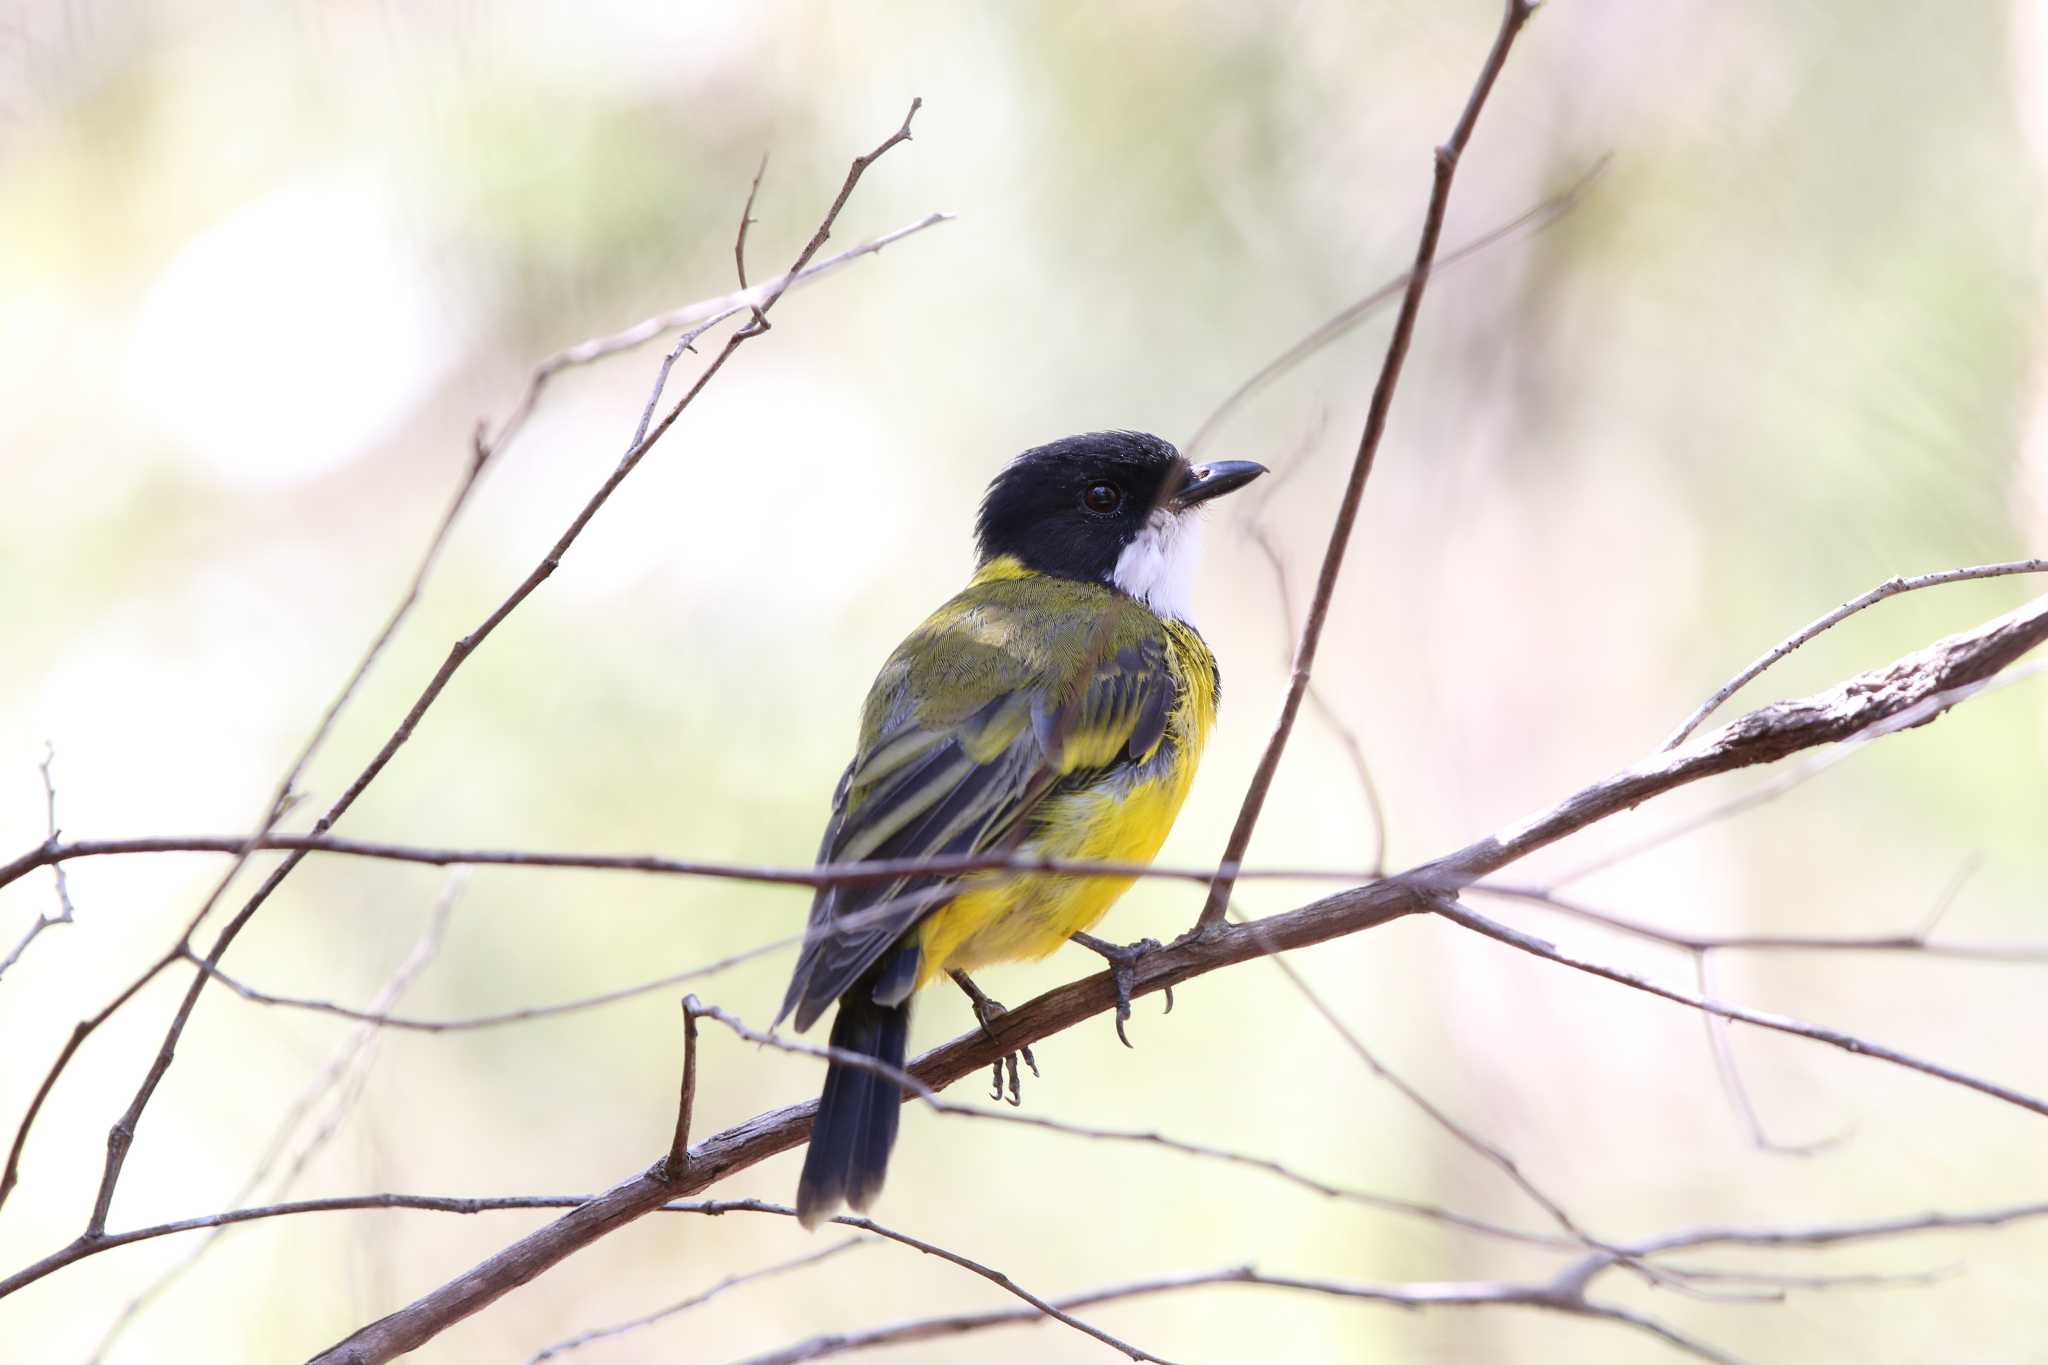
[{"x1": 1664, "y1": 558, "x2": 2048, "y2": 748}]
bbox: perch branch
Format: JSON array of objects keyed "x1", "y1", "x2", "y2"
[
  {"x1": 1663, "y1": 558, "x2": 2048, "y2": 748},
  {"x1": 290, "y1": 588, "x2": 2048, "y2": 1362}
]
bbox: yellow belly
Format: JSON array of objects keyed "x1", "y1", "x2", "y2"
[{"x1": 914, "y1": 619, "x2": 1216, "y2": 985}]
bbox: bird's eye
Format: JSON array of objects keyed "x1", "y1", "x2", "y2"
[{"x1": 1082, "y1": 482, "x2": 1123, "y2": 514}]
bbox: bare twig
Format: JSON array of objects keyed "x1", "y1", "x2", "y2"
[
  {"x1": 1249, "y1": 936, "x2": 1602, "y2": 1250},
  {"x1": 1241, "y1": 417, "x2": 1391, "y2": 874},
  {"x1": 735, "y1": 151, "x2": 769, "y2": 321},
  {"x1": 33, "y1": 98, "x2": 936, "y2": 1241},
  {"x1": 1694, "y1": 952, "x2": 1840, "y2": 1155},
  {"x1": 688, "y1": 998, "x2": 1562, "y2": 1248},
  {"x1": 86, "y1": 884, "x2": 459, "y2": 1362},
  {"x1": 168, "y1": 954, "x2": 1561, "y2": 1250},
  {"x1": 1429, "y1": 896, "x2": 2048, "y2": 1119},
  {"x1": 1663, "y1": 558, "x2": 2048, "y2": 748},
  {"x1": 11, "y1": 1184, "x2": 2039, "y2": 1321},
  {"x1": 485, "y1": 208, "x2": 951, "y2": 458},
  {"x1": 0, "y1": 834, "x2": 1424, "y2": 899},
  {"x1": 1548, "y1": 656, "x2": 2048, "y2": 890},
  {"x1": 0, "y1": 745, "x2": 77, "y2": 981},
  {"x1": 1473, "y1": 883, "x2": 2048, "y2": 961},
  {"x1": 526, "y1": 1237, "x2": 866, "y2": 1364},
  {"x1": 667, "y1": 996, "x2": 704, "y2": 1177},
  {"x1": 181, "y1": 929, "x2": 802, "y2": 1032},
  {"x1": 264, "y1": 588, "x2": 2048, "y2": 1361},
  {"x1": 1197, "y1": 0, "x2": 1539, "y2": 931},
  {"x1": 735, "y1": 1259, "x2": 1750, "y2": 1365},
  {"x1": 809, "y1": 1213, "x2": 1177, "y2": 1364},
  {"x1": 0, "y1": 386, "x2": 498, "y2": 1220},
  {"x1": 1183, "y1": 154, "x2": 1609, "y2": 459}
]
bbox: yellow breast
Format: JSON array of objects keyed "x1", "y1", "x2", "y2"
[{"x1": 916, "y1": 619, "x2": 1218, "y2": 982}]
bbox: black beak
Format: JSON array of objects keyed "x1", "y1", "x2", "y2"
[{"x1": 1173, "y1": 459, "x2": 1269, "y2": 509}]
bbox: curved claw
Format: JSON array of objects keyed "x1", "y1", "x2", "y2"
[
  {"x1": 1073, "y1": 933, "x2": 1165, "y2": 1046},
  {"x1": 952, "y1": 968, "x2": 1038, "y2": 1104}
]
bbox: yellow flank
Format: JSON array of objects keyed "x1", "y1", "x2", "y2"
[{"x1": 915, "y1": 618, "x2": 1217, "y2": 982}]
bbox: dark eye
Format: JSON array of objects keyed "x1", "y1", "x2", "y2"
[{"x1": 1082, "y1": 482, "x2": 1123, "y2": 514}]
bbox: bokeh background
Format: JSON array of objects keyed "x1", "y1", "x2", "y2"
[{"x1": 4, "y1": 1, "x2": 2047, "y2": 1361}]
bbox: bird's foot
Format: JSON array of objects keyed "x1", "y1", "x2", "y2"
[
  {"x1": 1070, "y1": 932, "x2": 1172, "y2": 1047},
  {"x1": 949, "y1": 969, "x2": 1039, "y2": 1105}
]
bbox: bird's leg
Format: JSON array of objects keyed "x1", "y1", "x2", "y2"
[
  {"x1": 1069, "y1": 932, "x2": 1173, "y2": 1048},
  {"x1": 949, "y1": 969, "x2": 1039, "y2": 1105}
]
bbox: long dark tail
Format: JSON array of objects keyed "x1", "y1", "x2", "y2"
[{"x1": 796, "y1": 990, "x2": 910, "y2": 1228}]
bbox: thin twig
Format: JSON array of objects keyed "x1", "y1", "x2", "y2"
[
  {"x1": 1183, "y1": 154, "x2": 1609, "y2": 459},
  {"x1": 86, "y1": 883, "x2": 460, "y2": 1362},
  {"x1": 486, "y1": 209, "x2": 952, "y2": 457},
  {"x1": 1694, "y1": 951, "x2": 1840, "y2": 1156},
  {"x1": 1663, "y1": 559, "x2": 2048, "y2": 748},
  {"x1": 1240, "y1": 417, "x2": 1390, "y2": 874},
  {"x1": 734, "y1": 1260, "x2": 1748, "y2": 1365},
  {"x1": 526, "y1": 1237, "x2": 867, "y2": 1364},
  {"x1": 182, "y1": 929, "x2": 802, "y2": 1032},
  {"x1": 12, "y1": 1185, "x2": 2038, "y2": 1317},
  {"x1": 1247, "y1": 930, "x2": 1603, "y2": 1250},
  {"x1": 0, "y1": 745, "x2": 77, "y2": 981},
  {"x1": 0, "y1": 398, "x2": 497, "y2": 1220},
  {"x1": 1550, "y1": 657, "x2": 2048, "y2": 891},
  {"x1": 1429, "y1": 896, "x2": 2048, "y2": 1119},
  {"x1": 0, "y1": 834, "x2": 1420, "y2": 899},
  {"x1": 689, "y1": 998, "x2": 1563, "y2": 1249},
  {"x1": 1472, "y1": 884, "x2": 2048, "y2": 961},
  {"x1": 45, "y1": 98, "x2": 935, "y2": 1242},
  {"x1": 736, "y1": 152, "x2": 768, "y2": 307},
  {"x1": 1197, "y1": 0, "x2": 1539, "y2": 931},
  {"x1": 667, "y1": 996, "x2": 704, "y2": 1177},
  {"x1": 814, "y1": 1212, "x2": 1177, "y2": 1364}
]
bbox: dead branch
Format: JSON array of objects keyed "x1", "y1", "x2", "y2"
[{"x1": 1664, "y1": 558, "x2": 2048, "y2": 748}]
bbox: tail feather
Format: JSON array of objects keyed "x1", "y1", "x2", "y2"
[{"x1": 797, "y1": 991, "x2": 910, "y2": 1228}]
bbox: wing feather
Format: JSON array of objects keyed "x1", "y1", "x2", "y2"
[{"x1": 778, "y1": 578, "x2": 1179, "y2": 1030}]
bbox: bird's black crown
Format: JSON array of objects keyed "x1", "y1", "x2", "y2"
[{"x1": 975, "y1": 431, "x2": 1189, "y2": 585}]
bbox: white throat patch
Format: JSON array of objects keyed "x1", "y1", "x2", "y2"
[{"x1": 1112, "y1": 506, "x2": 1204, "y2": 622}]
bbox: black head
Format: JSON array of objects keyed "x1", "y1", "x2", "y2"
[{"x1": 974, "y1": 432, "x2": 1266, "y2": 612}]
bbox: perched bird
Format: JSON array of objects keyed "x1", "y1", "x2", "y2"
[{"x1": 777, "y1": 430, "x2": 1266, "y2": 1226}]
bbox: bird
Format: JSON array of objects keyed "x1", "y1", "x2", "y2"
[{"x1": 776, "y1": 430, "x2": 1266, "y2": 1227}]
